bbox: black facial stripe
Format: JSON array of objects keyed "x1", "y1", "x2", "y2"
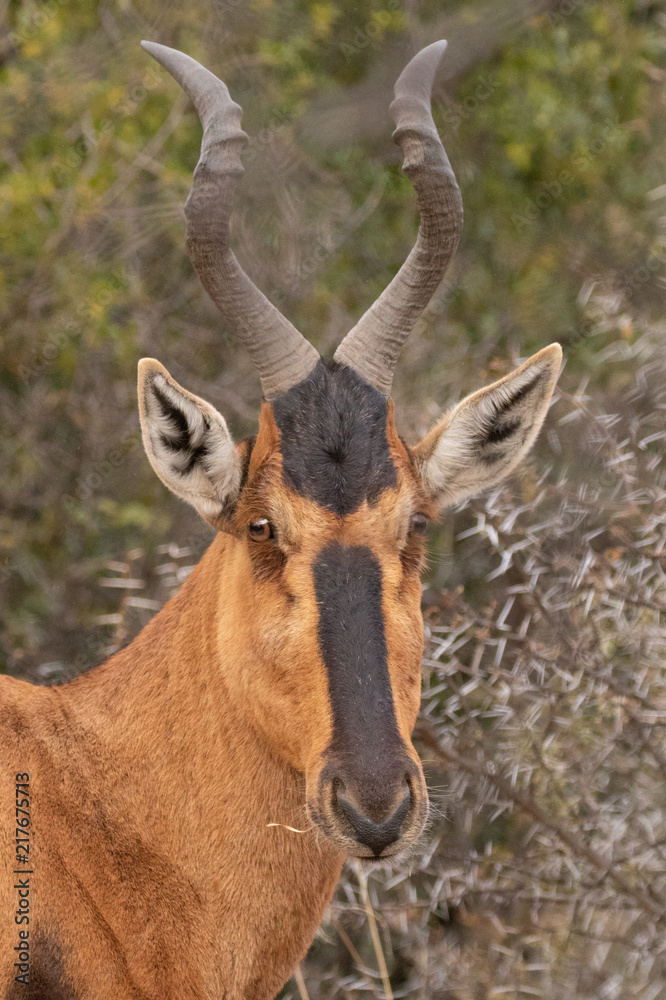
[
  {"x1": 313, "y1": 543, "x2": 409, "y2": 805},
  {"x1": 272, "y1": 360, "x2": 397, "y2": 516}
]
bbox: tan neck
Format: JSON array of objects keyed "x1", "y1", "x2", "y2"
[
  {"x1": 46, "y1": 534, "x2": 342, "y2": 988},
  {"x1": 59, "y1": 533, "x2": 304, "y2": 845},
  {"x1": 63, "y1": 535, "x2": 238, "y2": 758}
]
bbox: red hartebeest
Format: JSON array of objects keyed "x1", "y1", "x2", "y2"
[{"x1": 1, "y1": 40, "x2": 561, "y2": 999}]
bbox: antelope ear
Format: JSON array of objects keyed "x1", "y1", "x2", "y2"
[
  {"x1": 412, "y1": 344, "x2": 562, "y2": 509},
  {"x1": 138, "y1": 358, "x2": 242, "y2": 527}
]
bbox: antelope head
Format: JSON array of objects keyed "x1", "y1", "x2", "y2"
[{"x1": 138, "y1": 41, "x2": 561, "y2": 859}]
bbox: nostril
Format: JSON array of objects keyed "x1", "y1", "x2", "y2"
[
  {"x1": 331, "y1": 777, "x2": 345, "y2": 812},
  {"x1": 331, "y1": 777, "x2": 346, "y2": 798},
  {"x1": 336, "y1": 784, "x2": 412, "y2": 858}
]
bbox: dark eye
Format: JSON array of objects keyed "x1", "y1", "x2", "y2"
[
  {"x1": 409, "y1": 513, "x2": 428, "y2": 536},
  {"x1": 248, "y1": 518, "x2": 274, "y2": 542}
]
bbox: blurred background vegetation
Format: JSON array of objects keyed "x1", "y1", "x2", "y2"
[{"x1": 2, "y1": 0, "x2": 666, "y2": 996}]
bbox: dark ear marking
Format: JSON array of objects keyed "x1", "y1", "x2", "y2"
[
  {"x1": 179, "y1": 438, "x2": 210, "y2": 476},
  {"x1": 480, "y1": 372, "x2": 546, "y2": 451},
  {"x1": 138, "y1": 358, "x2": 242, "y2": 527},
  {"x1": 479, "y1": 449, "x2": 507, "y2": 466},
  {"x1": 496, "y1": 369, "x2": 545, "y2": 412},
  {"x1": 414, "y1": 344, "x2": 562, "y2": 509},
  {"x1": 484, "y1": 417, "x2": 521, "y2": 446},
  {"x1": 150, "y1": 384, "x2": 212, "y2": 477},
  {"x1": 153, "y1": 383, "x2": 191, "y2": 451}
]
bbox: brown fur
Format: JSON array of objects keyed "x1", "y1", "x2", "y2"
[
  {"x1": 0, "y1": 402, "x2": 431, "y2": 1000},
  {"x1": 1, "y1": 335, "x2": 562, "y2": 997}
]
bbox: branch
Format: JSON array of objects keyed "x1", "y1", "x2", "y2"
[{"x1": 416, "y1": 720, "x2": 666, "y2": 926}]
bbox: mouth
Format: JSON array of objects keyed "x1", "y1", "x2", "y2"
[
  {"x1": 346, "y1": 843, "x2": 410, "y2": 861},
  {"x1": 306, "y1": 779, "x2": 429, "y2": 860},
  {"x1": 335, "y1": 784, "x2": 411, "y2": 857}
]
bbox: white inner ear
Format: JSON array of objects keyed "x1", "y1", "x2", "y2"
[
  {"x1": 418, "y1": 345, "x2": 562, "y2": 509},
  {"x1": 138, "y1": 360, "x2": 241, "y2": 524}
]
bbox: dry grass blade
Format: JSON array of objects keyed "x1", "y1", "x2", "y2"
[
  {"x1": 293, "y1": 965, "x2": 310, "y2": 1000},
  {"x1": 354, "y1": 861, "x2": 394, "y2": 1000}
]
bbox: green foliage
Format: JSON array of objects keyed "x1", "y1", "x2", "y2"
[{"x1": 1, "y1": 0, "x2": 664, "y2": 656}]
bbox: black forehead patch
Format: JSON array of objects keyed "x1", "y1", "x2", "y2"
[{"x1": 271, "y1": 360, "x2": 397, "y2": 516}]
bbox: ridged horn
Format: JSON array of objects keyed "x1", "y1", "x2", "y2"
[
  {"x1": 141, "y1": 41, "x2": 319, "y2": 401},
  {"x1": 334, "y1": 40, "x2": 463, "y2": 396}
]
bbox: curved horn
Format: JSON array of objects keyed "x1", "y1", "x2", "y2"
[
  {"x1": 141, "y1": 41, "x2": 319, "y2": 401},
  {"x1": 334, "y1": 40, "x2": 463, "y2": 396}
]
